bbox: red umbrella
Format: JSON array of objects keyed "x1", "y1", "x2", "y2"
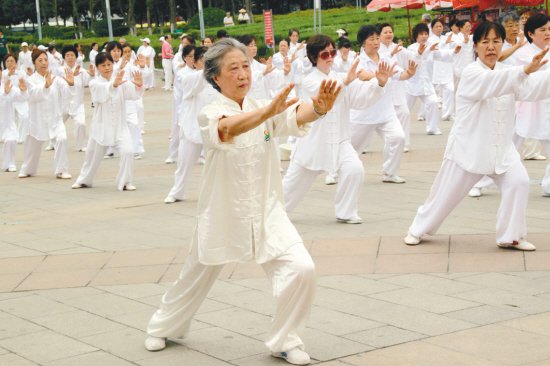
[{"x1": 367, "y1": 0, "x2": 424, "y2": 42}]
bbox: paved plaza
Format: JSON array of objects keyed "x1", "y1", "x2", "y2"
[{"x1": 1, "y1": 72, "x2": 550, "y2": 365}]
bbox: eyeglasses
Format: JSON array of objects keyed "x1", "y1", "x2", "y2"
[{"x1": 319, "y1": 49, "x2": 337, "y2": 60}]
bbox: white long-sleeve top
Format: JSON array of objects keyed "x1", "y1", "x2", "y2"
[
  {"x1": 88, "y1": 75, "x2": 144, "y2": 146},
  {"x1": 350, "y1": 51, "x2": 401, "y2": 125},
  {"x1": 380, "y1": 42, "x2": 410, "y2": 106},
  {"x1": 249, "y1": 59, "x2": 287, "y2": 100},
  {"x1": 196, "y1": 94, "x2": 309, "y2": 265},
  {"x1": 293, "y1": 67, "x2": 385, "y2": 172},
  {"x1": 446, "y1": 59, "x2": 550, "y2": 174},
  {"x1": 510, "y1": 42, "x2": 550, "y2": 141},
  {"x1": 137, "y1": 45, "x2": 155, "y2": 69},
  {"x1": 47, "y1": 51, "x2": 63, "y2": 72},
  {"x1": 2, "y1": 69, "x2": 29, "y2": 120},
  {"x1": 55, "y1": 64, "x2": 91, "y2": 117},
  {"x1": 27, "y1": 72, "x2": 74, "y2": 141},
  {"x1": 173, "y1": 65, "x2": 195, "y2": 128},
  {"x1": 428, "y1": 34, "x2": 454, "y2": 84},
  {"x1": 17, "y1": 51, "x2": 33, "y2": 72},
  {"x1": 179, "y1": 69, "x2": 218, "y2": 144},
  {"x1": 120, "y1": 62, "x2": 151, "y2": 117},
  {"x1": 1, "y1": 83, "x2": 27, "y2": 141},
  {"x1": 452, "y1": 33, "x2": 475, "y2": 79},
  {"x1": 406, "y1": 43, "x2": 436, "y2": 96},
  {"x1": 89, "y1": 49, "x2": 98, "y2": 66}
]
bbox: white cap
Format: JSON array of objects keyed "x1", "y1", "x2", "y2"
[
  {"x1": 37, "y1": 45, "x2": 47, "y2": 51},
  {"x1": 159, "y1": 36, "x2": 165, "y2": 42},
  {"x1": 179, "y1": 33, "x2": 188, "y2": 39},
  {"x1": 140, "y1": 37, "x2": 151, "y2": 44},
  {"x1": 21, "y1": 42, "x2": 29, "y2": 47},
  {"x1": 336, "y1": 29, "x2": 347, "y2": 37},
  {"x1": 239, "y1": 8, "x2": 246, "y2": 12}
]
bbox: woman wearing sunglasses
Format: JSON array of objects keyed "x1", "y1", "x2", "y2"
[{"x1": 283, "y1": 34, "x2": 392, "y2": 224}]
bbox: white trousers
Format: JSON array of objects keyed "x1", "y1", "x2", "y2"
[
  {"x1": 167, "y1": 123, "x2": 180, "y2": 162},
  {"x1": 394, "y1": 103, "x2": 411, "y2": 149},
  {"x1": 283, "y1": 142, "x2": 364, "y2": 220},
  {"x1": 147, "y1": 241, "x2": 316, "y2": 353},
  {"x1": 127, "y1": 112, "x2": 145, "y2": 155},
  {"x1": 167, "y1": 135, "x2": 202, "y2": 200},
  {"x1": 15, "y1": 103, "x2": 29, "y2": 144},
  {"x1": 435, "y1": 81, "x2": 454, "y2": 119},
  {"x1": 409, "y1": 159, "x2": 530, "y2": 244},
  {"x1": 20, "y1": 134, "x2": 69, "y2": 176},
  {"x1": 64, "y1": 111, "x2": 86, "y2": 151},
  {"x1": 406, "y1": 93, "x2": 440, "y2": 134},
  {"x1": 521, "y1": 138, "x2": 543, "y2": 160},
  {"x1": 350, "y1": 118, "x2": 405, "y2": 176},
  {"x1": 162, "y1": 59, "x2": 173, "y2": 90},
  {"x1": 2, "y1": 139, "x2": 16, "y2": 170},
  {"x1": 514, "y1": 135, "x2": 550, "y2": 195},
  {"x1": 74, "y1": 134, "x2": 134, "y2": 191}
]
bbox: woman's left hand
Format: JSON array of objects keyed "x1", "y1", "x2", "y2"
[{"x1": 311, "y1": 79, "x2": 342, "y2": 115}]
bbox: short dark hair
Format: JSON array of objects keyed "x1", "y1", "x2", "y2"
[
  {"x1": 182, "y1": 45, "x2": 195, "y2": 59},
  {"x1": 105, "y1": 41, "x2": 122, "y2": 54},
  {"x1": 194, "y1": 46, "x2": 207, "y2": 62},
  {"x1": 32, "y1": 49, "x2": 47, "y2": 64},
  {"x1": 456, "y1": 20, "x2": 471, "y2": 30},
  {"x1": 431, "y1": 18, "x2": 444, "y2": 29},
  {"x1": 472, "y1": 21, "x2": 506, "y2": 45},
  {"x1": 357, "y1": 25, "x2": 380, "y2": 46},
  {"x1": 306, "y1": 34, "x2": 335, "y2": 66},
  {"x1": 61, "y1": 45, "x2": 78, "y2": 59},
  {"x1": 289, "y1": 28, "x2": 300, "y2": 37},
  {"x1": 524, "y1": 14, "x2": 550, "y2": 43},
  {"x1": 216, "y1": 29, "x2": 228, "y2": 39},
  {"x1": 337, "y1": 37, "x2": 352, "y2": 49},
  {"x1": 378, "y1": 23, "x2": 393, "y2": 32},
  {"x1": 4, "y1": 53, "x2": 17, "y2": 63},
  {"x1": 91, "y1": 42, "x2": 98, "y2": 48},
  {"x1": 412, "y1": 23, "x2": 430, "y2": 41},
  {"x1": 95, "y1": 52, "x2": 114, "y2": 66},
  {"x1": 182, "y1": 35, "x2": 196, "y2": 44},
  {"x1": 237, "y1": 34, "x2": 256, "y2": 46},
  {"x1": 47, "y1": 45, "x2": 56, "y2": 52},
  {"x1": 449, "y1": 19, "x2": 458, "y2": 28}
]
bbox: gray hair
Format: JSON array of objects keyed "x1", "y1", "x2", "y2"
[
  {"x1": 499, "y1": 11, "x2": 519, "y2": 25},
  {"x1": 421, "y1": 13, "x2": 432, "y2": 22},
  {"x1": 203, "y1": 38, "x2": 248, "y2": 92}
]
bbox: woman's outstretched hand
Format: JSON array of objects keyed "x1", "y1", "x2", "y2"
[{"x1": 311, "y1": 79, "x2": 342, "y2": 115}]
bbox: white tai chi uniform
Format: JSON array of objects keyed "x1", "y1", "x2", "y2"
[
  {"x1": 350, "y1": 51, "x2": 405, "y2": 177},
  {"x1": 148, "y1": 94, "x2": 316, "y2": 354},
  {"x1": 166, "y1": 65, "x2": 194, "y2": 163},
  {"x1": 17, "y1": 50, "x2": 33, "y2": 73},
  {"x1": 137, "y1": 44, "x2": 156, "y2": 89},
  {"x1": 510, "y1": 42, "x2": 550, "y2": 195},
  {"x1": 19, "y1": 72, "x2": 74, "y2": 177},
  {"x1": 73, "y1": 74, "x2": 144, "y2": 190},
  {"x1": 429, "y1": 34, "x2": 455, "y2": 120},
  {"x1": 1, "y1": 79, "x2": 26, "y2": 171},
  {"x1": 166, "y1": 69, "x2": 217, "y2": 201},
  {"x1": 283, "y1": 67, "x2": 384, "y2": 220},
  {"x1": 55, "y1": 65, "x2": 90, "y2": 151},
  {"x1": 406, "y1": 43, "x2": 440, "y2": 134},
  {"x1": 409, "y1": 60, "x2": 550, "y2": 244},
  {"x1": 2, "y1": 69, "x2": 29, "y2": 144}
]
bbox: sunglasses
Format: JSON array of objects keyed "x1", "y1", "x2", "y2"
[{"x1": 319, "y1": 49, "x2": 337, "y2": 60}]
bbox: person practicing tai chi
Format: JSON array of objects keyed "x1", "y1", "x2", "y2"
[
  {"x1": 404, "y1": 21, "x2": 550, "y2": 251},
  {"x1": 145, "y1": 38, "x2": 341, "y2": 366}
]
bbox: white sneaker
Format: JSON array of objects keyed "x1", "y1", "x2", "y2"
[
  {"x1": 382, "y1": 175, "x2": 406, "y2": 184},
  {"x1": 324, "y1": 174, "x2": 338, "y2": 185},
  {"x1": 543, "y1": 192, "x2": 550, "y2": 197},
  {"x1": 336, "y1": 216, "x2": 363, "y2": 224},
  {"x1": 164, "y1": 196, "x2": 179, "y2": 204},
  {"x1": 198, "y1": 156, "x2": 205, "y2": 165},
  {"x1": 78, "y1": 147, "x2": 87, "y2": 152},
  {"x1": 404, "y1": 232, "x2": 422, "y2": 245},
  {"x1": 123, "y1": 184, "x2": 137, "y2": 191},
  {"x1": 6, "y1": 167, "x2": 16, "y2": 172},
  {"x1": 134, "y1": 154, "x2": 143, "y2": 160},
  {"x1": 403, "y1": 147, "x2": 410, "y2": 153},
  {"x1": 468, "y1": 187, "x2": 482, "y2": 197},
  {"x1": 103, "y1": 153, "x2": 115, "y2": 159},
  {"x1": 56, "y1": 172, "x2": 72, "y2": 179},
  {"x1": 427, "y1": 130, "x2": 442, "y2": 135},
  {"x1": 45, "y1": 145, "x2": 54, "y2": 151},
  {"x1": 164, "y1": 157, "x2": 176, "y2": 164},
  {"x1": 272, "y1": 347, "x2": 311, "y2": 365},
  {"x1": 497, "y1": 240, "x2": 536, "y2": 251},
  {"x1": 417, "y1": 116, "x2": 425, "y2": 121},
  {"x1": 525, "y1": 154, "x2": 547, "y2": 161},
  {"x1": 71, "y1": 183, "x2": 90, "y2": 189},
  {"x1": 144, "y1": 336, "x2": 166, "y2": 352},
  {"x1": 18, "y1": 173, "x2": 30, "y2": 178}
]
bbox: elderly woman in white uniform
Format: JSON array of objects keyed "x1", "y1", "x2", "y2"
[
  {"x1": 282, "y1": 34, "x2": 390, "y2": 224},
  {"x1": 145, "y1": 38, "x2": 341, "y2": 366},
  {"x1": 1, "y1": 70, "x2": 27, "y2": 172},
  {"x1": 404, "y1": 21, "x2": 550, "y2": 251}
]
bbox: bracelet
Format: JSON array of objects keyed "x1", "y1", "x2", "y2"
[{"x1": 313, "y1": 105, "x2": 327, "y2": 118}]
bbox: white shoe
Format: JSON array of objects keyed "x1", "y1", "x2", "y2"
[
  {"x1": 272, "y1": 347, "x2": 311, "y2": 365},
  {"x1": 45, "y1": 145, "x2": 54, "y2": 151},
  {"x1": 336, "y1": 216, "x2": 363, "y2": 224},
  {"x1": 123, "y1": 184, "x2": 137, "y2": 191},
  {"x1": 325, "y1": 174, "x2": 338, "y2": 185},
  {"x1": 468, "y1": 187, "x2": 482, "y2": 197},
  {"x1": 6, "y1": 167, "x2": 16, "y2": 172},
  {"x1": 403, "y1": 147, "x2": 410, "y2": 153},
  {"x1": 164, "y1": 196, "x2": 179, "y2": 204},
  {"x1": 164, "y1": 157, "x2": 175, "y2": 164},
  {"x1": 543, "y1": 192, "x2": 550, "y2": 197},
  {"x1": 71, "y1": 183, "x2": 89, "y2": 189},
  {"x1": 18, "y1": 173, "x2": 30, "y2": 178},
  {"x1": 404, "y1": 232, "x2": 421, "y2": 245},
  {"x1": 198, "y1": 156, "x2": 205, "y2": 165},
  {"x1": 427, "y1": 130, "x2": 442, "y2": 135},
  {"x1": 103, "y1": 153, "x2": 115, "y2": 159},
  {"x1": 417, "y1": 116, "x2": 425, "y2": 121},
  {"x1": 134, "y1": 154, "x2": 143, "y2": 160},
  {"x1": 144, "y1": 336, "x2": 166, "y2": 352},
  {"x1": 382, "y1": 174, "x2": 406, "y2": 184},
  {"x1": 78, "y1": 147, "x2": 87, "y2": 152},
  {"x1": 497, "y1": 240, "x2": 536, "y2": 251},
  {"x1": 524, "y1": 154, "x2": 547, "y2": 161},
  {"x1": 56, "y1": 172, "x2": 72, "y2": 179}
]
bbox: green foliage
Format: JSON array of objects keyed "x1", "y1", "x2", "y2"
[
  {"x1": 92, "y1": 19, "x2": 130, "y2": 37},
  {"x1": 188, "y1": 7, "x2": 226, "y2": 29}
]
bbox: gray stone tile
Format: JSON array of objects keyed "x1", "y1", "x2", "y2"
[
  {"x1": 63, "y1": 292, "x2": 155, "y2": 317},
  {"x1": 195, "y1": 307, "x2": 272, "y2": 336},
  {"x1": 212, "y1": 289, "x2": 275, "y2": 316},
  {"x1": 301, "y1": 327, "x2": 374, "y2": 361},
  {"x1": 32, "y1": 310, "x2": 126, "y2": 338},
  {"x1": 380, "y1": 273, "x2": 482, "y2": 295},
  {"x1": 0, "y1": 295, "x2": 76, "y2": 319},
  {"x1": 0, "y1": 314, "x2": 45, "y2": 340},
  {"x1": 96, "y1": 283, "x2": 168, "y2": 300},
  {"x1": 344, "y1": 325, "x2": 427, "y2": 348},
  {"x1": 0, "y1": 347, "x2": 8, "y2": 355},
  {"x1": 308, "y1": 306, "x2": 384, "y2": 336},
  {"x1": 0, "y1": 330, "x2": 97, "y2": 364},
  {"x1": 456, "y1": 272, "x2": 550, "y2": 296},
  {"x1": 43, "y1": 351, "x2": 136, "y2": 366},
  {"x1": 0, "y1": 353, "x2": 38, "y2": 366},
  {"x1": 317, "y1": 275, "x2": 403, "y2": 295},
  {"x1": 32, "y1": 287, "x2": 105, "y2": 301},
  {"x1": 444, "y1": 305, "x2": 526, "y2": 325},
  {"x1": 136, "y1": 348, "x2": 232, "y2": 366},
  {"x1": 369, "y1": 288, "x2": 481, "y2": 314},
  {"x1": 454, "y1": 288, "x2": 550, "y2": 315}
]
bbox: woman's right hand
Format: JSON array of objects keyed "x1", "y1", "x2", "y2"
[
  {"x1": 265, "y1": 83, "x2": 299, "y2": 118},
  {"x1": 524, "y1": 46, "x2": 549, "y2": 75}
]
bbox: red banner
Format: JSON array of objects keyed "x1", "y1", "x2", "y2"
[{"x1": 263, "y1": 10, "x2": 274, "y2": 48}]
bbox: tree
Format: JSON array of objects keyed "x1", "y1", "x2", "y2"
[{"x1": 169, "y1": 0, "x2": 176, "y2": 32}]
